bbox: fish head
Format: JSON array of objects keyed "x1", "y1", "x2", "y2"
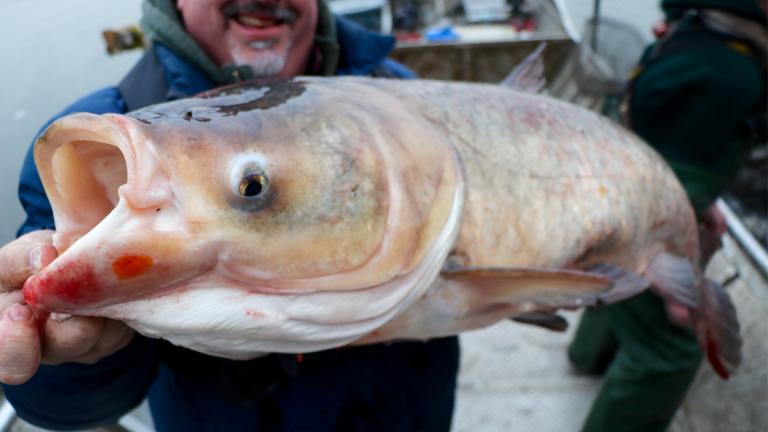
[{"x1": 23, "y1": 78, "x2": 463, "y2": 356}]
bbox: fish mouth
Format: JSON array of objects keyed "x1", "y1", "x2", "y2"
[
  {"x1": 27, "y1": 113, "x2": 204, "y2": 311},
  {"x1": 221, "y1": 1, "x2": 298, "y2": 28},
  {"x1": 34, "y1": 113, "x2": 136, "y2": 252}
]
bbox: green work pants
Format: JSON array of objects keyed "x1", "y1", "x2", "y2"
[{"x1": 568, "y1": 292, "x2": 703, "y2": 432}]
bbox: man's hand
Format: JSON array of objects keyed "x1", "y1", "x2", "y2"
[
  {"x1": 0, "y1": 230, "x2": 134, "y2": 385},
  {"x1": 698, "y1": 204, "x2": 727, "y2": 267}
]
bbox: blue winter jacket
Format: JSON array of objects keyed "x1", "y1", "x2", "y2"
[{"x1": 5, "y1": 17, "x2": 459, "y2": 432}]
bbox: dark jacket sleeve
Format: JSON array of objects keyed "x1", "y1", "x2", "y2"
[
  {"x1": 4, "y1": 86, "x2": 161, "y2": 430},
  {"x1": 334, "y1": 15, "x2": 416, "y2": 79},
  {"x1": 629, "y1": 37, "x2": 764, "y2": 213}
]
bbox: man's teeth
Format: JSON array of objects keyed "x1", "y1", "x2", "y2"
[
  {"x1": 250, "y1": 40, "x2": 277, "y2": 49},
  {"x1": 238, "y1": 15, "x2": 276, "y2": 28}
]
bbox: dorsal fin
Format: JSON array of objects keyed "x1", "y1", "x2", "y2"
[{"x1": 500, "y1": 42, "x2": 548, "y2": 93}]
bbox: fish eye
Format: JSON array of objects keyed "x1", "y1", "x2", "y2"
[
  {"x1": 229, "y1": 155, "x2": 272, "y2": 210},
  {"x1": 239, "y1": 173, "x2": 268, "y2": 197}
]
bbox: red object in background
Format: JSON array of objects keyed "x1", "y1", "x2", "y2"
[
  {"x1": 394, "y1": 31, "x2": 422, "y2": 42},
  {"x1": 652, "y1": 21, "x2": 669, "y2": 38},
  {"x1": 511, "y1": 17, "x2": 537, "y2": 33}
]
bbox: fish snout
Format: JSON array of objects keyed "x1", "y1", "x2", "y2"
[
  {"x1": 22, "y1": 238, "x2": 203, "y2": 312},
  {"x1": 23, "y1": 259, "x2": 102, "y2": 309}
]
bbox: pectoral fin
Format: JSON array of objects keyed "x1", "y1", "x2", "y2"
[
  {"x1": 355, "y1": 266, "x2": 648, "y2": 344},
  {"x1": 503, "y1": 264, "x2": 651, "y2": 331},
  {"x1": 645, "y1": 252, "x2": 700, "y2": 308},
  {"x1": 587, "y1": 263, "x2": 652, "y2": 304},
  {"x1": 441, "y1": 267, "x2": 614, "y2": 313}
]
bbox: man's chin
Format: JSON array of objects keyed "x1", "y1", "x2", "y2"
[{"x1": 233, "y1": 48, "x2": 289, "y2": 79}]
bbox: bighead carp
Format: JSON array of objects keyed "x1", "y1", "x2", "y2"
[{"x1": 23, "y1": 77, "x2": 740, "y2": 378}]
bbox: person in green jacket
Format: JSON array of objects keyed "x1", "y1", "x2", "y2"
[{"x1": 568, "y1": 1, "x2": 766, "y2": 431}]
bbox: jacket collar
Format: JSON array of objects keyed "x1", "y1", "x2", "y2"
[{"x1": 335, "y1": 17, "x2": 396, "y2": 76}]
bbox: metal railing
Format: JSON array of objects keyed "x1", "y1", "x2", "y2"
[{"x1": 717, "y1": 198, "x2": 768, "y2": 280}]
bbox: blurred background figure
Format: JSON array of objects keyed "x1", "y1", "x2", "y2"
[{"x1": 568, "y1": 1, "x2": 767, "y2": 431}]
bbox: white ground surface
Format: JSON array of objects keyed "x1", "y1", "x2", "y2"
[{"x1": 452, "y1": 314, "x2": 598, "y2": 432}]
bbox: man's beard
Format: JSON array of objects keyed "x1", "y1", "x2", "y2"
[{"x1": 231, "y1": 41, "x2": 291, "y2": 78}]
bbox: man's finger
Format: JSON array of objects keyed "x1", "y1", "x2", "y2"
[
  {"x1": 0, "y1": 304, "x2": 42, "y2": 385},
  {"x1": 0, "y1": 231, "x2": 57, "y2": 292},
  {"x1": 41, "y1": 316, "x2": 104, "y2": 365},
  {"x1": 77, "y1": 320, "x2": 134, "y2": 364}
]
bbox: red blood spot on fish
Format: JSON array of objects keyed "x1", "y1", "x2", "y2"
[
  {"x1": 23, "y1": 283, "x2": 40, "y2": 306},
  {"x1": 112, "y1": 255, "x2": 153, "y2": 279},
  {"x1": 706, "y1": 331, "x2": 729, "y2": 380},
  {"x1": 23, "y1": 261, "x2": 99, "y2": 306}
]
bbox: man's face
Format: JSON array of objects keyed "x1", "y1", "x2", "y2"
[{"x1": 177, "y1": 0, "x2": 318, "y2": 78}]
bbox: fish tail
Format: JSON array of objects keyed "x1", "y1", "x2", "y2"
[
  {"x1": 698, "y1": 278, "x2": 742, "y2": 379},
  {"x1": 644, "y1": 252, "x2": 742, "y2": 379}
]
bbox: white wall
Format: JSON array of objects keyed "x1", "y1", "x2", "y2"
[
  {"x1": 560, "y1": 0, "x2": 663, "y2": 42},
  {"x1": 0, "y1": 0, "x2": 142, "y2": 243}
]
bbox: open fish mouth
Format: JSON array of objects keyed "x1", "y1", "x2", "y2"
[
  {"x1": 24, "y1": 113, "x2": 207, "y2": 310},
  {"x1": 33, "y1": 113, "x2": 186, "y2": 253},
  {"x1": 34, "y1": 113, "x2": 134, "y2": 252}
]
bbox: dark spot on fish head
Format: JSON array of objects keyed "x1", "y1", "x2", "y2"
[
  {"x1": 180, "y1": 108, "x2": 216, "y2": 123},
  {"x1": 130, "y1": 110, "x2": 167, "y2": 125},
  {"x1": 201, "y1": 79, "x2": 306, "y2": 116}
]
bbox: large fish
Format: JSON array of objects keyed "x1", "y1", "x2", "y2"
[{"x1": 22, "y1": 77, "x2": 740, "y2": 378}]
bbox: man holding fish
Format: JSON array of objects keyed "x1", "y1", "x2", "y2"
[
  {"x1": 0, "y1": 0, "x2": 749, "y2": 430},
  {"x1": 0, "y1": 0, "x2": 460, "y2": 430}
]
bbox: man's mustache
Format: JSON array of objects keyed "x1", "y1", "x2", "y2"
[{"x1": 221, "y1": 1, "x2": 298, "y2": 25}]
